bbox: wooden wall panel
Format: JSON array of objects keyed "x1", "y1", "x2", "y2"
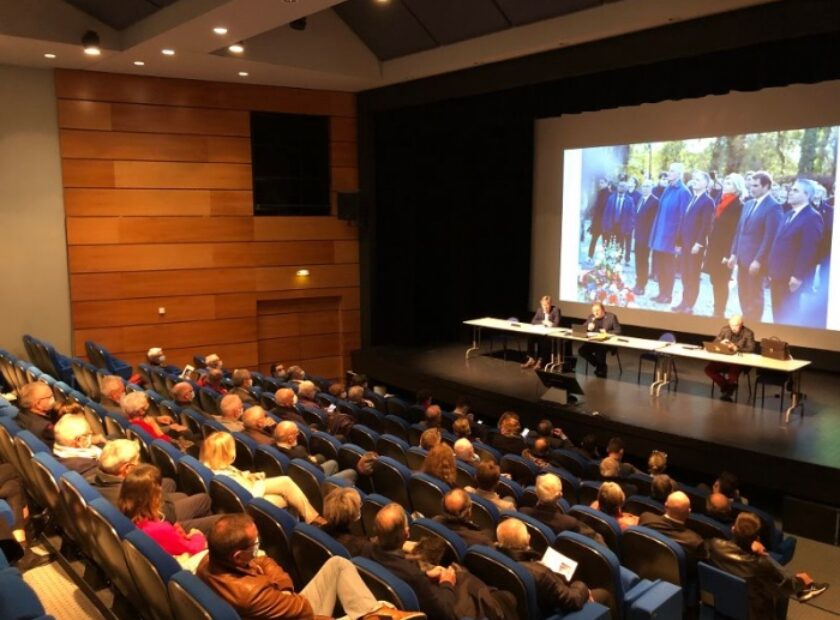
[{"x1": 57, "y1": 70, "x2": 360, "y2": 378}]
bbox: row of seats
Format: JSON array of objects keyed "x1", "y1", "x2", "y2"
[{"x1": 0, "y1": 547, "x2": 54, "y2": 620}]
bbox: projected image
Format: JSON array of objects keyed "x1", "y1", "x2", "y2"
[{"x1": 562, "y1": 126, "x2": 838, "y2": 329}]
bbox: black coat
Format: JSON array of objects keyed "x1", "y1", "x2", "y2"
[
  {"x1": 704, "y1": 197, "x2": 743, "y2": 276},
  {"x1": 497, "y1": 546, "x2": 590, "y2": 615}
]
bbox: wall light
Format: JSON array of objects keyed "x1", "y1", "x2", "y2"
[
  {"x1": 44, "y1": 53, "x2": 57, "y2": 59},
  {"x1": 213, "y1": 26, "x2": 228, "y2": 35},
  {"x1": 82, "y1": 30, "x2": 101, "y2": 56},
  {"x1": 133, "y1": 60, "x2": 145, "y2": 66},
  {"x1": 162, "y1": 48, "x2": 175, "y2": 56},
  {"x1": 228, "y1": 42, "x2": 244, "y2": 54},
  {"x1": 296, "y1": 269, "x2": 310, "y2": 277},
  {"x1": 238, "y1": 71, "x2": 249, "y2": 77}
]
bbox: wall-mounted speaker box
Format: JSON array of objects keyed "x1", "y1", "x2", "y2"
[
  {"x1": 783, "y1": 496, "x2": 839, "y2": 545},
  {"x1": 337, "y1": 192, "x2": 360, "y2": 222}
]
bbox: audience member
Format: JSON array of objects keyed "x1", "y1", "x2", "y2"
[
  {"x1": 647, "y1": 450, "x2": 668, "y2": 475},
  {"x1": 419, "y1": 427, "x2": 442, "y2": 451},
  {"x1": 274, "y1": 421, "x2": 351, "y2": 479},
  {"x1": 650, "y1": 474, "x2": 677, "y2": 502},
  {"x1": 574, "y1": 434, "x2": 600, "y2": 460},
  {"x1": 593, "y1": 482, "x2": 638, "y2": 530},
  {"x1": 270, "y1": 362, "x2": 288, "y2": 382},
  {"x1": 52, "y1": 413, "x2": 102, "y2": 476},
  {"x1": 415, "y1": 389, "x2": 433, "y2": 410},
  {"x1": 709, "y1": 512, "x2": 827, "y2": 617},
  {"x1": 200, "y1": 368, "x2": 227, "y2": 395},
  {"x1": 321, "y1": 487, "x2": 371, "y2": 556},
  {"x1": 271, "y1": 388, "x2": 305, "y2": 424},
  {"x1": 712, "y1": 470, "x2": 749, "y2": 505},
  {"x1": 347, "y1": 385, "x2": 374, "y2": 409},
  {"x1": 452, "y1": 417, "x2": 472, "y2": 440},
  {"x1": 466, "y1": 461, "x2": 515, "y2": 511},
  {"x1": 706, "y1": 492, "x2": 735, "y2": 524},
  {"x1": 328, "y1": 382, "x2": 347, "y2": 400},
  {"x1": 368, "y1": 503, "x2": 458, "y2": 619},
  {"x1": 423, "y1": 443, "x2": 457, "y2": 486},
  {"x1": 215, "y1": 394, "x2": 245, "y2": 432},
  {"x1": 99, "y1": 375, "x2": 126, "y2": 413},
  {"x1": 119, "y1": 464, "x2": 207, "y2": 570},
  {"x1": 605, "y1": 437, "x2": 640, "y2": 475},
  {"x1": 241, "y1": 406, "x2": 275, "y2": 445},
  {"x1": 203, "y1": 353, "x2": 224, "y2": 371},
  {"x1": 433, "y1": 489, "x2": 494, "y2": 546},
  {"x1": 638, "y1": 491, "x2": 708, "y2": 568},
  {"x1": 15, "y1": 382, "x2": 57, "y2": 445},
  {"x1": 287, "y1": 365, "x2": 306, "y2": 383},
  {"x1": 171, "y1": 381, "x2": 197, "y2": 408},
  {"x1": 531, "y1": 419, "x2": 573, "y2": 450},
  {"x1": 198, "y1": 514, "x2": 417, "y2": 620},
  {"x1": 453, "y1": 438, "x2": 479, "y2": 465},
  {"x1": 420, "y1": 405, "x2": 443, "y2": 430},
  {"x1": 296, "y1": 381, "x2": 323, "y2": 413},
  {"x1": 520, "y1": 474, "x2": 603, "y2": 543},
  {"x1": 491, "y1": 412, "x2": 526, "y2": 454},
  {"x1": 496, "y1": 518, "x2": 608, "y2": 615},
  {"x1": 121, "y1": 391, "x2": 189, "y2": 445},
  {"x1": 522, "y1": 437, "x2": 553, "y2": 469},
  {"x1": 228, "y1": 369, "x2": 256, "y2": 405},
  {"x1": 201, "y1": 432, "x2": 323, "y2": 524}
]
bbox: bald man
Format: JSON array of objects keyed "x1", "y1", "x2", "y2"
[
  {"x1": 496, "y1": 518, "x2": 605, "y2": 615},
  {"x1": 368, "y1": 503, "x2": 458, "y2": 619},
  {"x1": 170, "y1": 381, "x2": 196, "y2": 408},
  {"x1": 216, "y1": 394, "x2": 245, "y2": 432},
  {"x1": 270, "y1": 388, "x2": 305, "y2": 424},
  {"x1": 706, "y1": 492, "x2": 734, "y2": 524},
  {"x1": 52, "y1": 414, "x2": 101, "y2": 475},
  {"x1": 704, "y1": 315, "x2": 755, "y2": 401},
  {"x1": 453, "y1": 438, "x2": 479, "y2": 465},
  {"x1": 241, "y1": 406, "x2": 276, "y2": 446},
  {"x1": 521, "y1": 474, "x2": 602, "y2": 543},
  {"x1": 432, "y1": 489, "x2": 494, "y2": 546},
  {"x1": 638, "y1": 491, "x2": 708, "y2": 567}
]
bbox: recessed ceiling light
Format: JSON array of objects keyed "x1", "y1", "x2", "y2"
[
  {"x1": 228, "y1": 42, "x2": 244, "y2": 54},
  {"x1": 82, "y1": 30, "x2": 101, "y2": 55},
  {"x1": 238, "y1": 71, "x2": 249, "y2": 77},
  {"x1": 213, "y1": 26, "x2": 228, "y2": 35},
  {"x1": 161, "y1": 48, "x2": 175, "y2": 56},
  {"x1": 134, "y1": 60, "x2": 145, "y2": 66},
  {"x1": 44, "y1": 53, "x2": 56, "y2": 59}
]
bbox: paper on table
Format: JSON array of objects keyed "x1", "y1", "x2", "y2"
[{"x1": 540, "y1": 546, "x2": 578, "y2": 581}]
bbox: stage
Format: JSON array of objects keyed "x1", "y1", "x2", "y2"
[{"x1": 352, "y1": 342, "x2": 840, "y2": 508}]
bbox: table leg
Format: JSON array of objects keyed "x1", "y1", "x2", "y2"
[
  {"x1": 466, "y1": 327, "x2": 481, "y2": 360},
  {"x1": 784, "y1": 369, "x2": 805, "y2": 423}
]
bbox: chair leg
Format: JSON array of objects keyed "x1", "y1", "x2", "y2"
[
  {"x1": 637, "y1": 360, "x2": 642, "y2": 385},
  {"x1": 710, "y1": 380, "x2": 715, "y2": 398},
  {"x1": 671, "y1": 361, "x2": 679, "y2": 387},
  {"x1": 616, "y1": 351, "x2": 623, "y2": 375}
]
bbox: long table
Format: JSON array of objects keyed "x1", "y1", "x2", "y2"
[{"x1": 463, "y1": 317, "x2": 810, "y2": 422}]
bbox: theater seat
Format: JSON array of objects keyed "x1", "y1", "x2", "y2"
[
  {"x1": 376, "y1": 434, "x2": 410, "y2": 465},
  {"x1": 405, "y1": 447, "x2": 427, "y2": 471},
  {"x1": 123, "y1": 529, "x2": 181, "y2": 620},
  {"x1": 352, "y1": 557, "x2": 422, "y2": 612},
  {"x1": 361, "y1": 493, "x2": 394, "y2": 537},
  {"x1": 177, "y1": 456, "x2": 214, "y2": 496},
  {"x1": 408, "y1": 473, "x2": 450, "y2": 519},
  {"x1": 621, "y1": 526, "x2": 689, "y2": 592},
  {"x1": 372, "y1": 457, "x2": 413, "y2": 510},
  {"x1": 247, "y1": 498, "x2": 301, "y2": 588},
  {"x1": 347, "y1": 424, "x2": 379, "y2": 452},
  {"x1": 686, "y1": 513, "x2": 731, "y2": 541},
  {"x1": 500, "y1": 454, "x2": 540, "y2": 486},
  {"x1": 551, "y1": 449, "x2": 588, "y2": 478},
  {"x1": 410, "y1": 517, "x2": 468, "y2": 564},
  {"x1": 467, "y1": 493, "x2": 501, "y2": 531},
  {"x1": 500, "y1": 511, "x2": 556, "y2": 554},
  {"x1": 168, "y1": 570, "x2": 240, "y2": 620},
  {"x1": 290, "y1": 522, "x2": 352, "y2": 585},
  {"x1": 0, "y1": 566, "x2": 50, "y2": 620},
  {"x1": 210, "y1": 475, "x2": 252, "y2": 514},
  {"x1": 698, "y1": 561, "x2": 749, "y2": 620},
  {"x1": 495, "y1": 475, "x2": 524, "y2": 505},
  {"x1": 310, "y1": 431, "x2": 341, "y2": 463},
  {"x1": 383, "y1": 415, "x2": 410, "y2": 442},
  {"x1": 59, "y1": 471, "x2": 101, "y2": 547},
  {"x1": 358, "y1": 407, "x2": 385, "y2": 433},
  {"x1": 624, "y1": 496, "x2": 665, "y2": 517},
  {"x1": 254, "y1": 445, "x2": 290, "y2": 477},
  {"x1": 150, "y1": 439, "x2": 183, "y2": 482},
  {"x1": 232, "y1": 432, "x2": 257, "y2": 470},
  {"x1": 463, "y1": 545, "x2": 541, "y2": 620},
  {"x1": 287, "y1": 458, "x2": 327, "y2": 513}
]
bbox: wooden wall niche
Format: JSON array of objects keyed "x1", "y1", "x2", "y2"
[{"x1": 56, "y1": 69, "x2": 359, "y2": 376}]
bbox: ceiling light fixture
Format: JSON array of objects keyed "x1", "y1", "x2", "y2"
[
  {"x1": 213, "y1": 26, "x2": 228, "y2": 35},
  {"x1": 238, "y1": 71, "x2": 249, "y2": 77},
  {"x1": 228, "y1": 42, "x2": 244, "y2": 53},
  {"x1": 82, "y1": 30, "x2": 101, "y2": 56},
  {"x1": 44, "y1": 53, "x2": 57, "y2": 59},
  {"x1": 134, "y1": 60, "x2": 145, "y2": 66},
  {"x1": 162, "y1": 48, "x2": 175, "y2": 56},
  {"x1": 296, "y1": 268, "x2": 310, "y2": 277}
]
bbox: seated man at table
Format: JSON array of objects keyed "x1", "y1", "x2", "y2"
[
  {"x1": 704, "y1": 314, "x2": 755, "y2": 401},
  {"x1": 577, "y1": 302, "x2": 621, "y2": 378},
  {"x1": 522, "y1": 295, "x2": 561, "y2": 370}
]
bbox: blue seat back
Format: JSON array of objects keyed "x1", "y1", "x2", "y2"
[
  {"x1": 410, "y1": 517, "x2": 469, "y2": 563},
  {"x1": 555, "y1": 530, "x2": 626, "y2": 614},
  {"x1": 464, "y1": 545, "x2": 540, "y2": 620},
  {"x1": 290, "y1": 522, "x2": 352, "y2": 585},
  {"x1": 408, "y1": 472, "x2": 450, "y2": 518},
  {"x1": 247, "y1": 498, "x2": 300, "y2": 586},
  {"x1": 177, "y1": 455, "x2": 214, "y2": 495},
  {"x1": 372, "y1": 457, "x2": 413, "y2": 509},
  {"x1": 168, "y1": 570, "x2": 240, "y2": 620},
  {"x1": 210, "y1": 475, "x2": 253, "y2": 513},
  {"x1": 698, "y1": 561, "x2": 749, "y2": 620},
  {"x1": 621, "y1": 525, "x2": 688, "y2": 587},
  {"x1": 123, "y1": 529, "x2": 181, "y2": 620},
  {"x1": 254, "y1": 445, "x2": 290, "y2": 477},
  {"x1": 353, "y1": 556, "x2": 421, "y2": 611}
]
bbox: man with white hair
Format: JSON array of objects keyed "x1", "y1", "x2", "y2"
[
  {"x1": 131, "y1": 348, "x2": 181, "y2": 385},
  {"x1": 639, "y1": 491, "x2": 708, "y2": 568},
  {"x1": 453, "y1": 438, "x2": 479, "y2": 465},
  {"x1": 704, "y1": 314, "x2": 755, "y2": 401},
  {"x1": 121, "y1": 391, "x2": 190, "y2": 443},
  {"x1": 521, "y1": 473, "x2": 602, "y2": 542},
  {"x1": 241, "y1": 406, "x2": 276, "y2": 446},
  {"x1": 170, "y1": 381, "x2": 196, "y2": 408},
  {"x1": 649, "y1": 162, "x2": 693, "y2": 304},
  {"x1": 90, "y1": 439, "x2": 220, "y2": 534},
  {"x1": 229, "y1": 369, "x2": 256, "y2": 405},
  {"x1": 496, "y1": 518, "x2": 605, "y2": 615},
  {"x1": 215, "y1": 394, "x2": 245, "y2": 432},
  {"x1": 271, "y1": 388, "x2": 305, "y2": 424},
  {"x1": 53, "y1": 414, "x2": 101, "y2": 475},
  {"x1": 99, "y1": 375, "x2": 126, "y2": 414},
  {"x1": 275, "y1": 421, "x2": 356, "y2": 480},
  {"x1": 767, "y1": 178, "x2": 825, "y2": 324},
  {"x1": 296, "y1": 381, "x2": 323, "y2": 413},
  {"x1": 15, "y1": 382, "x2": 57, "y2": 444}
]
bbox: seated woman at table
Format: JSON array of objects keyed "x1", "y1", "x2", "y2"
[
  {"x1": 703, "y1": 314, "x2": 755, "y2": 401},
  {"x1": 522, "y1": 295, "x2": 561, "y2": 370}
]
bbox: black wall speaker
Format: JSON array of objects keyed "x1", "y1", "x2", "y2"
[{"x1": 337, "y1": 192, "x2": 360, "y2": 222}]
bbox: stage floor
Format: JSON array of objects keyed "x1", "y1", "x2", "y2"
[{"x1": 353, "y1": 342, "x2": 840, "y2": 506}]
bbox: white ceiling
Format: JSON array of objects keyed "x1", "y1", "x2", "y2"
[{"x1": 0, "y1": 0, "x2": 777, "y2": 92}]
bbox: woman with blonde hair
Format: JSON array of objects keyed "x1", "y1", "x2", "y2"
[
  {"x1": 705, "y1": 172, "x2": 747, "y2": 317},
  {"x1": 422, "y1": 443, "x2": 458, "y2": 486},
  {"x1": 200, "y1": 432, "x2": 323, "y2": 524}
]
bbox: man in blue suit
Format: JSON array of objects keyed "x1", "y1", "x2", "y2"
[
  {"x1": 673, "y1": 171, "x2": 715, "y2": 313},
  {"x1": 727, "y1": 171, "x2": 783, "y2": 323},
  {"x1": 767, "y1": 179, "x2": 825, "y2": 325},
  {"x1": 649, "y1": 163, "x2": 692, "y2": 303},
  {"x1": 602, "y1": 180, "x2": 630, "y2": 249},
  {"x1": 632, "y1": 180, "x2": 659, "y2": 295}
]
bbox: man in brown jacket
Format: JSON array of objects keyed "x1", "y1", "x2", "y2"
[{"x1": 198, "y1": 513, "x2": 423, "y2": 620}]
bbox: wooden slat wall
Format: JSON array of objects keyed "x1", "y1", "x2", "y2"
[{"x1": 56, "y1": 69, "x2": 359, "y2": 376}]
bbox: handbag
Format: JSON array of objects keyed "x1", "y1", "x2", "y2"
[{"x1": 760, "y1": 337, "x2": 790, "y2": 361}]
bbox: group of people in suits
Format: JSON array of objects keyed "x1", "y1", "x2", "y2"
[{"x1": 586, "y1": 164, "x2": 833, "y2": 327}]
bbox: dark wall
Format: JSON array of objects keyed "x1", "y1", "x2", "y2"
[{"x1": 358, "y1": 0, "x2": 840, "y2": 348}]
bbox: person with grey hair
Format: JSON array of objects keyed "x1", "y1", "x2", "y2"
[
  {"x1": 241, "y1": 406, "x2": 276, "y2": 445},
  {"x1": 520, "y1": 473, "x2": 599, "y2": 540},
  {"x1": 99, "y1": 375, "x2": 127, "y2": 413},
  {"x1": 433, "y1": 489, "x2": 494, "y2": 546},
  {"x1": 215, "y1": 394, "x2": 245, "y2": 432},
  {"x1": 632, "y1": 178, "x2": 660, "y2": 295},
  {"x1": 705, "y1": 173, "x2": 747, "y2": 317},
  {"x1": 727, "y1": 170, "x2": 783, "y2": 322},
  {"x1": 121, "y1": 391, "x2": 190, "y2": 445},
  {"x1": 295, "y1": 380, "x2": 323, "y2": 413},
  {"x1": 53, "y1": 414, "x2": 101, "y2": 475},
  {"x1": 228, "y1": 369, "x2": 256, "y2": 405},
  {"x1": 15, "y1": 382, "x2": 57, "y2": 445},
  {"x1": 496, "y1": 518, "x2": 607, "y2": 615},
  {"x1": 90, "y1": 439, "x2": 220, "y2": 534},
  {"x1": 171, "y1": 381, "x2": 196, "y2": 408},
  {"x1": 649, "y1": 162, "x2": 692, "y2": 304},
  {"x1": 453, "y1": 438, "x2": 479, "y2": 465},
  {"x1": 274, "y1": 421, "x2": 344, "y2": 478},
  {"x1": 200, "y1": 368, "x2": 227, "y2": 396},
  {"x1": 672, "y1": 170, "x2": 715, "y2": 314},
  {"x1": 321, "y1": 487, "x2": 371, "y2": 556},
  {"x1": 767, "y1": 178, "x2": 825, "y2": 324}
]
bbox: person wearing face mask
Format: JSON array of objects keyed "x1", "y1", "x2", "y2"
[
  {"x1": 52, "y1": 414, "x2": 102, "y2": 476},
  {"x1": 198, "y1": 513, "x2": 420, "y2": 620},
  {"x1": 273, "y1": 421, "x2": 356, "y2": 481},
  {"x1": 270, "y1": 388, "x2": 305, "y2": 424},
  {"x1": 241, "y1": 406, "x2": 276, "y2": 446},
  {"x1": 16, "y1": 382, "x2": 58, "y2": 445},
  {"x1": 228, "y1": 368, "x2": 256, "y2": 405},
  {"x1": 130, "y1": 347, "x2": 181, "y2": 386},
  {"x1": 320, "y1": 487, "x2": 372, "y2": 556},
  {"x1": 215, "y1": 394, "x2": 245, "y2": 433}
]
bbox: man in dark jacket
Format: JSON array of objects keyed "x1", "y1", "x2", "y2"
[
  {"x1": 520, "y1": 473, "x2": 604, "y2": 544},
  {"x1": 270, "y1": 388, "x2": 306, "y2": 424},
  {"x1": 228, "y1": 369, "x2": 257, "y2": 405},
  {"x1": 638, "y1": 491, "x2": 708, "y2": 570},
  {"x1": 703, "y1": 315, "x2": 755, "y2": 401},
  {"x1": 15, "y1": 382, "x2": 57, "y2": 445},
  {"x1": 241, "y1": 406, "x2": 276, "y2": 446},
  {"x1": 433, "y1": 489, "x2": 494, "y2": 547},
  {"x1": 709, "y1": 512, "x2": 827, "y2": 619},
  {"x1": 633, "y1": 179, "x2": 659, "y2": 295},
  {"x1": 672, "y1": 171, "x2": 715, "y2": 314},
  {"x1": 496, "y1": 518, "x2": 608, "y2": 616},
  {"x1": 577, "y1": 302, "x2": 621, "y2": 378}
]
